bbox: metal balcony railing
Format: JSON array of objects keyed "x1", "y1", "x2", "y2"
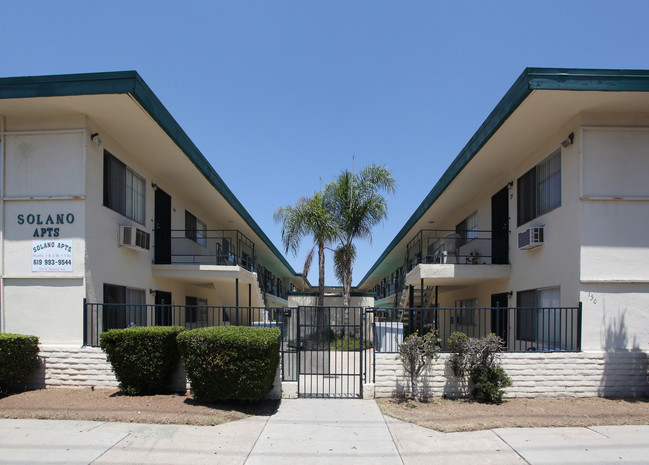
[
  {"x1": 167, "y1": 229, "x2": 256, "y2": 271},
  {"x1": 405, "y1": 228, "x2": 506, "y2": 272}
]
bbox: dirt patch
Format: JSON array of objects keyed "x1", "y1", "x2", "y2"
[
  {"x1": 377, "y1": 397, "x2": 649, "y2": 432},
  {"x1": 2, "y1": 389, "x2": 648, "y2": 432},
  {"x1": 0, "y1": 388, "x2": 279, "y2": 426}
]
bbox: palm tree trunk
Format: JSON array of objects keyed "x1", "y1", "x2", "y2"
[{"x1": 317, "y1": 242, "x2": 325, "y2": 307}]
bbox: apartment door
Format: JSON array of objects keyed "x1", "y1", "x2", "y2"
[
  {"x1": 491, "y1": 293, "x2": 509, "y2": 345},
  {"x1": 154, "y1": 187, "x2": 172, "y2": 264},
  {"x1": 155, "y1": 291, "x2": 173, "y2": 325},
  {"x1": 491, "y1": 186, "x2": 509, "y2": 264}
]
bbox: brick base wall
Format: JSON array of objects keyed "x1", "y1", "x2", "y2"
[{"x1": 374, "y1": 350, "x2": 649, "y2": 398}]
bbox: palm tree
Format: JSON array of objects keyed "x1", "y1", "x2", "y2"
[
  {"x1": 273, "y1": 191, "x2": 336, "y2": 306},
  {"x1": 326, "y1": 164, "x2": 396, "y2": 307}
]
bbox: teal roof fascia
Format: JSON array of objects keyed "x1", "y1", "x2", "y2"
[
  {"x1": 0, "y1": 71, "x2": 299, "y2": 277},
  {"x1": 357, "y1": 67, "x2": 649, "y2": 287}
]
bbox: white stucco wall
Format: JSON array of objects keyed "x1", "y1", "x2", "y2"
[
  {"x1": 579, "y1": 128, "x2": 649, "y2": 349},
  {"x1": 507, "y1": 126, "x2": 582, "y2": 307},
  {"x1": 2, "y1": 131, "x2": 88, "y2": 343}
]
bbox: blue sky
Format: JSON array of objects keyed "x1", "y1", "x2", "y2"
[{"x1": 3, "y1": 1, "x2": 648, "y2": 285}]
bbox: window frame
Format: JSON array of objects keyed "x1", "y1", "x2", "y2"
[
  {"x1": 516, "y1": 286, "x2": 560, "y2": 344},
  {"x1": 454, "y1": 297, "x2": 477, "y2": 326},
  {"x1": 185, "y1": 210, "x2": 207, "y2": 247},
  {"x1": 103, "y1": 150, "x2": 146, "y2": 224},
  {"x1": 102, "y1": 283, "x2": 146, "y2": 331},
  {"x1": 517, "y1": 149, "x2": 561, "y2": 227},
  {"x1": 456, "y1": 211, "x2": 478, "y2": 246},
  {"x1": 185, "y1": 296, "x2": 208, "y2": 325}
]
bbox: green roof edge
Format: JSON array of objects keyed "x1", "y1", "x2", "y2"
[
  {"x1": 357, "y1": 67, "x2": 649, "y2": 287},
  {"x1": 0, "y1": 71, "x2": 299, "y2": 277}
]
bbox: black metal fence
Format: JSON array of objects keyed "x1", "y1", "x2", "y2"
[
  {"x1": 83, "y1": 301, "x2": 283, "y2": 347},
  {"x1": 84, "y1": 303, "x2": 582, "y2": 392},
  {"x1": 287, "y1": 306, "x2": 374, "y2": 398},
  {"x1": 371, "y1": 305, "x2": 582, "y2": 353}
]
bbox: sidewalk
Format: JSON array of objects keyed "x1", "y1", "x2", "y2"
[{"x1": 1, "y1": 400, "x2": 648, "y2": 464}]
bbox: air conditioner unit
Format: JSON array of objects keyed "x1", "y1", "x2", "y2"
[
  {"x1": 518, "y1": 227, "x2": 544, "y2": 250},
  {"x1": 119, "y1": 226, "x2": 151, "y2": 251}
]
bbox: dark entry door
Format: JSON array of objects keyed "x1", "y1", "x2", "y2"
[
  {"x1": 491, "y1": 293, "x2": 509, "y2": 345},
  {"x1": 155, "y1": 291, "x2": 172, "y2": 326},
  {"x1": 154, "y1": 188, "x2": 172, "y2": 264},
  {"x1": 491, "y1": 186, "x2": 509, "y2": 264}
]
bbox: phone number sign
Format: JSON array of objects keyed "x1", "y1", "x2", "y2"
[{"x1": 32, "y1": 240, "x2": 73, "y2": 272}]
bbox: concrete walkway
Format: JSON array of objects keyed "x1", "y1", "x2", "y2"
[{"x1": 1, "y1": 400, "x2": 648, "y2": 464}]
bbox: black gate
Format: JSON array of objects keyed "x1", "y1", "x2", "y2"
[{"x1": 293, "y1": 306, "x2": 371, "y2": 399}]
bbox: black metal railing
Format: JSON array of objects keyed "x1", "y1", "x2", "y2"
[
  {"x1": 288, "y1": 306, "x2": 375, "y2": 398},
  {"x1": 370, "y1": 304, "x2": 582, "y2": 353},
  {"x1": 84, "y1": 301, "x2": 283, "y2": 347},
  {"x1": 167, "y1": 229, "x2": 256, "y2": 271},
  {"x1": 257, "y1": 265, "x2": 288, "y2": 301},
  {"x1": 405, "y1": 229, "x2": 504, "y2": 272}
]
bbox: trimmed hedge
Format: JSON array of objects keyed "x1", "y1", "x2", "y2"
[
  {"x1": 0, "y1": 333, "x2": 40, "y2": 392},
  {"x1": 100, "y1": 326, "x2": 185, "y2": 395},
  {"x1": 177, "y1": 326, "x2": 280, "y2": 403}
]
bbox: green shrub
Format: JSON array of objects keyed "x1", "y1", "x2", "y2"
[
  {"x1": 177, "y1": 326, "x2": 280, "y2": 403},
  {"x1": 447, "y1": 332, "x2": 512, "y2": 404},
  {"x1": 470, "y1": 365, "x2": 512, "y2": 404},
  {"x1": 0, "y1": 333, "x2": 40, "y2": 392},
  {"x1": 100, "y1": 326, "x2": 184, "y2": 395}
]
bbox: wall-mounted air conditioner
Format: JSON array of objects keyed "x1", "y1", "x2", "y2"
[
  {"x1": 119, "y1": 225, "x2": 151, "y2": 251},
  {"x1": 518, "y1": 226, "x2": 544, "y2": 250}
]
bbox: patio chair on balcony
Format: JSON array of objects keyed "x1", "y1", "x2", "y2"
[{"x1": 442, "y1": 233, "x2": 461, "y2": 263}]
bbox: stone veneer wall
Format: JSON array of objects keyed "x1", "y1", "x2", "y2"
[
  {"x1": 25, "y1": 344, "x2": 282, "y2": 399},
  {"x1": 26, "y1": 345, "x2": 120, "y2": 389},
  {"x1": 374, "y1": 351, "x2": 649, "y2": 399},
  {"x1": 24, "y1": 346, "x2": 648, "y2": 399}
]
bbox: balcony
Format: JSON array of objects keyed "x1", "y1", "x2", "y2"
[
  {"x1": 405, "y1": 229, "x2": 508, "y2": 270},
  {"x1": 403, "y1": 229, "x2": 511, "y2": 287},
  {"x1": 166, "y1": 229, "x2": 256, "y2": 272},
  {"x1": 372, "y1": 229, "x2": 511, "y2": 300}
]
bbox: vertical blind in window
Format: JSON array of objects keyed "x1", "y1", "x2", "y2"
[
  {"x1": 536, "y1": 149, "x2": 561, "y2": 217},
  {"x1": 185, "y1": 211, "x2": 207, "y2": 246},
  {"x1": 517, "y1": 149, "x2": 561, "y2": 226},
  {"x1": 103, "y1": 151, "x2": 145, "y2": 224},
  {"x1": 102, "y1": 283, "x2": 146, "y2": 330},
  {"x1": 456, "y1": 211, "x2": 478, "y2": 245},
  {"x1": 185, "y1": 296, "x2": 208, "y2": 325}
]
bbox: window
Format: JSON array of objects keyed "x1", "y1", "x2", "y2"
[
  {"x1": 102, "y1": 283, "x2": 146, "y2": 330},
  {"x1": 454, "y1": 298, "x2": 477, "y2": 326},
  {"x1": 516, "y1": 287, "x2": 560, "y2": 346},
  {"x1": 456, "y1": 211, "x2": 478, "y2": 246},
  {"x1": 185, "y1": 296, "x2": 208, "y2": 326},
  {"x1": 103, "y1": 151, "x2": 145, "y2": 224},
  {"x1": 517, "y1": 149, "x2": 561, "y2": 226},
  {"x1": 185, "y1": 211, "x2": 207, "y2": 247}
]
